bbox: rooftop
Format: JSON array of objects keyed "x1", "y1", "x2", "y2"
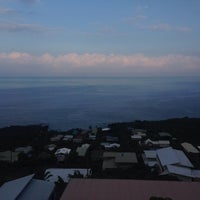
[{"x1": 60, "y1": 178, "x2": 200, "y2": 200}]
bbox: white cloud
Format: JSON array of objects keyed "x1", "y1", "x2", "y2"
[
  {"x1": 125, "y1": 15, "x2": 147, "y2": 24},
  {"x1": 19, "y1": 0, "x2": 41, "y2": 4},
  {"x1": 0, "y1": 21, "x2": 57, "y2": 33},
  {"x1": 0, "y1": 52, "x2": 199, "y2": 76},
  {"x1": 0, "y1": 7, "x2": 17, "y2": 15},
  {"x1": 144, "y1": 23, "x2": 192, "y2": 32}
]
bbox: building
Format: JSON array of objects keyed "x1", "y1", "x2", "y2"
[
  {"x1": 102, "y1": 152, "x2": 138, "y2": 170},
  {"x1": 100, "y1": 142, "x2": 120, "y2": 149},
  {"x1": 15, "y1": 146, "x2": 33, "y2": 154},
  {"x1": 142, "y1": 150, "x2": 158, "y2": 167},
  {"x1": 44, "y1": 168, "x2": 91, "y2": 183},
  {"x1": 50, "y1": 134, "x2": 63, "y2": 142},
  {"x1": 60, "y1": 178, "x2": 200, "y2": 200},
  {"x1": 144, "y1": 139, "x2": 170, "y2": 148},
  {"x1": 0, "y1": 151, "x2": 20, "y2": 163},
  {"x1": 54, "y1": 148, "x2": 71, "y2": 162},
  {"x1": 76, "y1": 144, "x2": 90, "y2": 157},
  {"x1": 156, "y1": 147, "x2": 193, "y2": 168},
  {"x1": 181, "y1": 142, "x2": 199, "y2": 154},
  {"x1": 0, "y1": 174, "x2": 54, "y2": 200},
  {"x1": 62, "y1": 135, "x2": 74, "y2": 141}
]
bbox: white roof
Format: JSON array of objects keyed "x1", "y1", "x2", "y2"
[
  {"x1": 101, "y1": 143, "x2": 120, "y2": 148},
  {"x1": 158, "y1": 132, "x2": 172, "y2": 137},
  {"x1": 102, "y1": 128, "x2": 111, "y2": 131},
  {"x1": 131, "y1": 135, "x2": 142, "y2": 140},
  {"x1": 145, "y1": 139, "x2": 169, "y2": 145},
  {"x1": 156, "y1": 147, "x2": 193, "y2": 168},
  {"x1": 181, "y1": 142, "x2": 199, "y2": 154},
  {"x1": 144, "y1": 150, "x2": 157, "y2": 159},
  {"x1": 45, "y1": 168, "x2": 90, "y2": 183},
  {"x1": 55, "y1": 148, "x2": 71, "y2": 155}
]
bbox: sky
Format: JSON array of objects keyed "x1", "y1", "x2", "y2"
[{"x1": 0, "y1": 0, "x2": 200, "y2": 76}]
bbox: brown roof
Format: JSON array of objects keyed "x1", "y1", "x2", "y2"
[{"x1": 61, "y1": 178, "x2": 200, "y2": 200}]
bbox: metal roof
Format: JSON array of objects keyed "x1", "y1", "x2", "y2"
[
  {"x1": 144, "y1": 150, "x2": 157, "y2": 159},
  {"x1": 157, "y1": 147, "x2": 179, "y2": 166},
  {"x1": 156, "y1": 147, "x2": 193, "y2": 168},
  {"x1": 181, "y1": 142, "x2": 199, "y2": 154},
  {"x1": 0, "y1": 174, "x2": 54, "y2": 200},
  {"x1": 0, "y1": 174, "x2": 34, "y2": 200},
  {"x1": 45, "y1": 168, "x2": 90, "y2": 183},
  {"x1": 115, "y1": 152, "x2": 138, "y2": 163},
  {"x1": 17, "y1": 179, "x2": 54, "y2": 200},
  {"x1": 164, "y1": 165, "x2": 200, "y2": 179},
  {"x1": 60, "y1": 178, "x2": 200, "y2": 200},
  {"x1": 174, "y1": 149, "x2": 194, "y2": 168}
]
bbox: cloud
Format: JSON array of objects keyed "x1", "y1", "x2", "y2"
[
  {"x1": 125, "y1": 15, "x2": 147, "y2": 24},
  {"x1": 19, "y1": 0, "x2": 40, "y2": 4},
  {"x1": 0, "y1": 21, "x2": 57, "y2": 33},
  {"x1": 0, "y1": 7, "x2": 17, "y2": 15},
  {"x1": 144, "y1": 23, "x2": 192, "y2": 32},
  {"x1": 175, "y1": 26, "x2": 192, "y2": 32},
  {"x1": 0, "y1": 52, "x2": 200, "y2": 76}
]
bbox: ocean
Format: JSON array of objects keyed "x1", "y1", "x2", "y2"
[{"x1": 0, "y1": 76, "x2": 200, "y2": 130}]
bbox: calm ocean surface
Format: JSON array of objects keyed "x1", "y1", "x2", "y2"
[{"x1": 0, "y1": 77, "x2": 200, "y2": 130}]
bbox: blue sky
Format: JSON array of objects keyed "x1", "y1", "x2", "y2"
[{"x1": 0, "y1": 0, "x2": 200, "y2": 76}]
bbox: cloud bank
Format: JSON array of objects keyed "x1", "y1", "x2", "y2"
[{"x1": 0, "y1": 52, "x2": 199, "y2": 76}]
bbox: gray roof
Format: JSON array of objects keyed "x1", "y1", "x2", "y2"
[
  {"x1": 0, "y1": 174, "x2": 34, "y2": 200},
  {"x1": 0, "y1": 174, "x2": 54, "y2": 200},
  {"x1": 156, "y1": 147, "x2": 193, "y2": 168},
  {"x1": 181, "y1": 142, "x2": 199, "y2": 154},
  {"x1": 115, "y1": 153, "x2": 138, "y2": 163},
  {"x1": 17, "y1": 179, "x2": 54, "y2": 200},
  {"x1": 164, "y1": 165, "x2": 200, "y2": 179}
]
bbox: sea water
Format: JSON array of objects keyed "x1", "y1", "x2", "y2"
[{"x1": 0, "y1": 76, "x2": 200, "y2": 130}]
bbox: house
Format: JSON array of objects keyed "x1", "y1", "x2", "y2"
[
  {"x1": 46, "y1": 144, "x2": 57, "y2": 152},
  {"x1": 100, "y1": 143, "x2": 120, "y2": 149},
  {"x1": 101, "y1": 127, "x2": 111, "y2": 132},
  {"x1": 102, "y1": 152, "x2": 138, "y2": 170},
  {"x1": 76, "y1": 144, "x2": 90, "y2": 157},
  {"x1": 142, "y1": 150, "x2": 159, "y2": 167},
  {"x1": 60, "y1": 178, "x2": 200, "y2": 200},
  {"x1": 156, "y1": 147, "x2": 193, "y2": 169},
  {"x1": 44, "y1": 168, "x2": 91, "y2": 183},
  {"x1": 144, "y1": 139, "x2": 170, "y2": 148},
  {"x1": 54, "y1": 148, "x2": 71, "y2": 162},
  {"x1": 88, "y1": 133, "x2": 96, "y2": 140},
  {"x1": 156, "y1": 147, "x2": 196, "y2": 180},
  {"x1": 105, "y1": 135, "x2": 119, "y2": 142},
  {"x1": 161, "y1": 164, "x2": 200, "y2": 181},
  {"x1": 0, "y1": 151, "x2": 20, "y2": 163},
  {"x1": 62, "y1": 135, "x2": 74, "y2": 141},
  {"x1": 143, "y1": 147, "x2": 195, "y2": 179},
  {"x1": 158, "y1": 132, "x2": 172, "y2": 139},
  {"x1": 15, "y1": 146, "x2": 33, "y2": 154},
  {"x1": 50, "y1": 134, "x2": 63, "y2": 142},
  {"x1": 73, "y1": 135, "x2": 83, "y2": 143},
  {"x1": 90, "y1": 150, "x2": 104, "y2": 162},
  {"x1": 181, "y1": 142, "x2": 199, "y2": 154},
  {"x1": 131, "y1": 134, "x2": 142, "y2": 141},
  {"x1": 0, "y1": 174, "x2": 54, "y2": 200}
]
